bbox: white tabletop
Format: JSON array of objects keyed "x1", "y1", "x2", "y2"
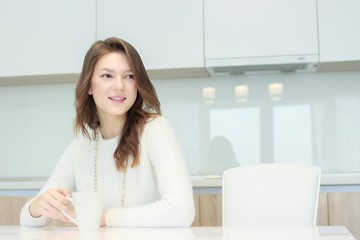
[{"x1": 0, "y1": 225, "x2": 356, "y2": 240}]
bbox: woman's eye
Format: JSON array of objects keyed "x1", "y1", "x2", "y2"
[
  {"x1": 125, "y1": 74, "x2": 134, "y2": 79},
  {"x1": 101, "y1": 74, "x2": 112, "y2": 79}
]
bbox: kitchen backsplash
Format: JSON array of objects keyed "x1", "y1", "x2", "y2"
[{"x1": 1, "y1": 71, "x2": 359, "y2": 177}]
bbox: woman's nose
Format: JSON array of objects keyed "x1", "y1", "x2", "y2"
[{"x1": 114, "y1": 75, "x2": 124, "y2": 89}]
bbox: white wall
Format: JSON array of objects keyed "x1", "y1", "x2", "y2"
[{"x1": 1, "y1": 71, "x2": 360, "y2": 178}]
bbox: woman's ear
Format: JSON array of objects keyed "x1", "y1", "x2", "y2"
[{"x1": 88, "y1": 88, "x2": 92, "y2": 95}]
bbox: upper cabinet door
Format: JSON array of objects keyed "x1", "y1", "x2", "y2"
[
  {"x1": 204, "y1": 0, "x2": 319, "y2": 63},
  {"x1": 318, "y1": 0, "x2": 360, "y2": 62},
  {"x1": 97, "y1": 0, "x2": 204, "y2": 71},
  {"x1": 0, "y1": 0, "x2": 96, "y2": 77}
]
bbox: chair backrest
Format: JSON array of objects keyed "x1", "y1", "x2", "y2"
[{"x1": 222, "y1": 163, "x2": 321, "y2": 227}]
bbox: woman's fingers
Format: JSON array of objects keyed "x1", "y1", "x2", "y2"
[
  {"x1": 30, "y1": 188, "x2": 72, "y2": 222},
  {"x1": 44, "y1": 189, "x2": 69, "y2": 212}
]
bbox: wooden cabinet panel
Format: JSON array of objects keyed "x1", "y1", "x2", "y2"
[
  {"x1": 0, "y1": 196, "x2": 32, "y2": 225},
  {"x1": 317, "y1": 192, "x2": 329, "y2": 226},
  {"x1": 198, "y1": 194, "x2": 222, "y2": 226},
  {"x1": 328, "y1": 192, "x2": 360, "y2": 240},
  {"x1": 192, "y1": 194, "x2": 201, "y2": 226}
]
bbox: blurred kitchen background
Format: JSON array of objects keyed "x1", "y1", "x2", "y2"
[{"x1": 0, "y1": 0, "x2": 360, "y2": 178}]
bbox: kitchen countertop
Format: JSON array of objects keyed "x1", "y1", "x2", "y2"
[
  {"x1": 1, "y1": 173, "x2": 360, "y2": 190},
  {"x1": 191, "y1": 173, "x2": 360, "y2": 187}
]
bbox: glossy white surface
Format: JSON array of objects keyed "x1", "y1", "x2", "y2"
[
  {"x1": 204, "y1": 0, "x2": 318, "y2": 60},
  {"x1": 318, "y1": 0, "x2": 360, "y2": 62},
  {"x1": 97, "y1": 0, "x2": 204, "y2": 70},
  {"x1": 0, "y1": 226, "x2": 355, "y2": 240},
  {"x1": 0, "y1": 1, "x2": 95, "y2": 77}
]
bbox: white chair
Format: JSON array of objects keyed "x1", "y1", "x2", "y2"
[{"x1": 222, "y1": 163, "x2": 321, "y2": 227}]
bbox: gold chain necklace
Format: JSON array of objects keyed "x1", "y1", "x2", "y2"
[{"x1": 94, "y1": 129, "x2": 127, "y2": 207}]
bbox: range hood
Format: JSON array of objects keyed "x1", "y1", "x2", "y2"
[{"x1": 205, "y1": 55, "x2": 319, "y2": 76}]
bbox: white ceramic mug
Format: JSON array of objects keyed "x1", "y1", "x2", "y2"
[{"x1": 62, "y1": 192, "x2": 104, "y2": 231}]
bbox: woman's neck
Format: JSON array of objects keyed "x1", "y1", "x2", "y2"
[{"x1": 98, "y1": 115, "x2": 126, "y2": 139}]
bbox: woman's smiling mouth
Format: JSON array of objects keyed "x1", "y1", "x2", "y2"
[{"x1": 109, "y1": 96, "x2": 126, "y2": 102}]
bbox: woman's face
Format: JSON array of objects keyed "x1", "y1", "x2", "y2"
[{"x1": 89, "y1": 52, "x2": 138, "y2": 121}]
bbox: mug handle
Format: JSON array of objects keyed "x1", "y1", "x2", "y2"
[{"x1": 61, "y1": 197, "x2": 77, "y2": 225}]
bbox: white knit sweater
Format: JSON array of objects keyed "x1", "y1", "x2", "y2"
[{"x1": 20, "y1": 116, "x2": 195, "y2": 227}]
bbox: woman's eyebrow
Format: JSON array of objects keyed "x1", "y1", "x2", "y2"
[
  {"x1": 122, "y1": 69, "x2": 133, "y2": 74},
  {"x1": 98, "y1": 68, "x2": 133, "y2": 73},
  {"x1": 98, "y1": 68, "x2": 115, "y2": 73}
]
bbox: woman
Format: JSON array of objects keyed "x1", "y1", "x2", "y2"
[{"x1": 20, "y1": 37, "x2": 195, "y2": 227}]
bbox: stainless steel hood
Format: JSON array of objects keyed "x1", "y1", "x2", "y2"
[{"x1": 206, "y1": 55, "x2": 319, "y2": 76}]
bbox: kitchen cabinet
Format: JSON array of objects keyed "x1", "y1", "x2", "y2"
[
  {"x1": 0, "y1": 196, "x2": 31, "y2": 225},
  {"x1": 204, "y1": 0, "x2": 319, "y2": 68},
  {"x1": 193, "y1": 194, "x2": 222, "y2": 226},
  {"x1": 327, "y1": 192, "x2": 360, "y2": 239},
  {"x1": 97, "y1": 0, "x2": 204, "y2": 75},
  {"x1": 0, "y1": 0, "x2": 95, "y2": 78},
  {"x1": 317, "y1": 0, "x2": 360, "y2": 62},
  {"x1": 193, "y1": 195, "x2": 201, "y2": 226}
]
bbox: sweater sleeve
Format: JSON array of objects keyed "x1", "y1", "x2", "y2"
[
  {"x1": 106, "y1": 116, "x2": 195, "y2": 227},
  {"x1": 20, "y1": 140, "x2": 76, "y2": 227}
]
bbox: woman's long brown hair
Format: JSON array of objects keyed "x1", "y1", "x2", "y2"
[{"x1": 74, "y1": 37, "x2": 161, "y2": 171}]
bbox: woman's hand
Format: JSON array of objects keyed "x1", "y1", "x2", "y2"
[{"x1": 29, "y1": 188, "x2": 73, "y2": 222}]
